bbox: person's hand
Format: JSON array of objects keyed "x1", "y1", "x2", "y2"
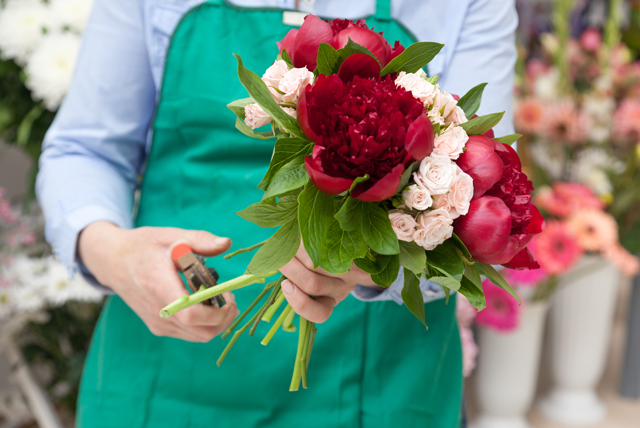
[
  {"x1": 279, "y1": 245, "x2": 380, "y2": 323},
  {"x1": 78, "y1": 221, "x2": 239, "y2": 342}
]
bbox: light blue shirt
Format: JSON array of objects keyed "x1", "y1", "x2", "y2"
[{"x1": 36, "y1": 0, "x2": 518, "y2": 303}]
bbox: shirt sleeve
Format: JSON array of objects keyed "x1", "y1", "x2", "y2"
[
  {"x1": 36, "y1": 0, "x2": 155, "y2": 287},
  {"x1": 352, "y1": 0, "x2": 518, "y2": 304}
]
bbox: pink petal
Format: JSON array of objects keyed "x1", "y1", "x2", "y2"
[
  {"x1": 296, "y1": 87, "x2": 318, "y2": 141},
  {"x1": 454, "y1": 196, "x2": 512, "y2": 260},
  {"x1": 351, "y1": 164, "x2": 406, "y2": 202},
  {"x1": 305, "y1": 157, "x2": 354, "y2": 195},
  {"x1": 405, "y1": 114, "x2": 435, "y2": 161},
  {"x1": 292, "y1": 15, "x2": 333, "y2": 70},
  {"x1": 277, "y1": 29, "x2": 298, "y2": 57}
]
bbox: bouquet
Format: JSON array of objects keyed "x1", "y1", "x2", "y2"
[{"x1": 161, "y1": 15, "x2": 543, "y2": 391}]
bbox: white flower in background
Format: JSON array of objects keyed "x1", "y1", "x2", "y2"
[
  {"x1": 41, "y1": 257, "x2": 102, "y2": 305},
  {"x1": 0, "y1": 0, "x2": 51, "y2": 64},
  {"x1": 402, "y1": 184, "x2": 432, "y2": 211},
  {"x1": 0, "y1": 288, "x2": 14, "y2": 320},
  {"x1": 244, "y1": 103, "x2": 271, "y2": 129},
  {"x1": 49, "y1": 0, "x2": 93, "y2": 33},
  {"x1": 533, "y1": 68, "x2": 560, "y2": 100},
  {"x1": 25, "y1": 32, "x2": 81, "y2": 110},
  {"x1": 395, "y1": 71, "x2": 436, "y2": 105},
  {"x1": 583, "y1": 94, "x2": 614, "y2": 143},
  {"x1": 434, "y1": 126, "x2": 468, "y2": 159},
  {"x1": 528, "y1": 140, "x2": 565, "y2": 181},
  {"x1": 277, "y1": 67, "x2": 314, "y2": 104},
  {"x1": 413, "y1": 149, "x2": 457, "y2": 195},
  {"x1": 570, "y1": 148, "x2": 624, "y2": 196},
  {"x1": 413, "y1": 208, "x2": 454, "y2": 251}
]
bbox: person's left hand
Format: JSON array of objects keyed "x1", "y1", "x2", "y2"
[{"x1": 279, "y1": 245, "x2": 379, "y2": 323}]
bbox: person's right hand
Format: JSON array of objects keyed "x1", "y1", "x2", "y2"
[{"x1": 77, "y1": 221, "x2": 239, "y2": 342}]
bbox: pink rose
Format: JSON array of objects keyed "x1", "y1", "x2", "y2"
[
  {"x1": 448, "y1": 169, "x2": 474, "y2": 219},
  {"x1": 282, "y1": 107, "x2": 297, "y2": 119},
  {"x1": 389, "y1": 210, "x2": 417, "y2": 242},
  {"x1": 433, "y1": 194, "x2": 453, "y2": 212},
  {"x1": 413, "y1": 149, "x2": 457, "y2": 195},
  {"x1": 395, "y1": 71, "x2": 436, "y2": 105},
  {"x1": 278, "y1": 67, "x2": 314, "y2": 104},
  {"x1": 446, "y1": 106, "x2": 468, "y2": 126},
  {"x1": 413, "y1": 208, "x2": 454, "y2": 250},
  {"x1": 262, "y1": 60, "x2": 289, "y2": 100},
  {"x1": 402, "y1": 184, "x2": 433, "y2": 211},
  {"x1": 434, "y1": 126, "x2": 468, "y2": 160},
  {"x1": 244, "y1": 103, "x2": 271, "y2": 129},
  {"x1": 433, "y1": 91, "x2": 457, "y2": 119}
]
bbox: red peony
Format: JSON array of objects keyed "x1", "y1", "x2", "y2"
[
  {"x1": 298, "y1": 74, "x2": 435, "y2": 202},
  {"x1": 277, "y1": 16, "x2": 404, "y2": 72},
  {"x1": 454, "y1": 137, "x2": 544, "y2": 269}
]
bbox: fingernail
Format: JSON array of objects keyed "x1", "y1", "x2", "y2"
[
  {"x1": 282, "y1": 280, "x2": 294, "y2": 295},
  {"x1": 214, "y1": 237, "x2": 229, "y2": 246}
]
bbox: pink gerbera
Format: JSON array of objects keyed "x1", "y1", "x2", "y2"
[
  {"x1": 541, "y1": 100, "x2": 589, "y2": 144},
  {"x1": 515, "y1": 98, "x2": 545, "y2": 134},
  {"x1": 535, "y1": 182, "x2": 604, "y2": 218},
  {"x1": 531, "y1": 220, "x2": 583, "y2": 275},
  {"x1": 613, "y1": 100, "x2": 640, "y2": 144},
  {"x1": 475, "y1": 280, "x2": 521, "y2": 332}
]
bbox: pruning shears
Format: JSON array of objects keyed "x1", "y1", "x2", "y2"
[{"x1": 171, "y1": 243, "x2": 226, "y2": 308}]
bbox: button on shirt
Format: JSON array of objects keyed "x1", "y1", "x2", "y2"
[{"x1": 36, "y1": 0, "x2": 518, "y2": 303}]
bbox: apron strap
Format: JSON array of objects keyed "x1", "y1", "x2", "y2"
[{"x1": 374, "y1": 0, "x2": 392, "y2": 21}]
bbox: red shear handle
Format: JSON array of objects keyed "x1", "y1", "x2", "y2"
[{"x1": 171, "y1": 243, "x2": 192, "y2": 267}]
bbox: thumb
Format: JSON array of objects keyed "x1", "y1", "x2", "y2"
[{"x1": 158, "y1": 227, "x2": 232, "y2": 257}]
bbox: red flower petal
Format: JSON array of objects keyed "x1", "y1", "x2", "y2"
[
  {"x1": 331, "y1": 27, "x2": 391, "y2": 65},
  {"x1": 297, "y1": 86, "x2": 318, "y2": 141},
  {"x1": 389, "y1": 41, "x2": 405, "y2": 61},
  {"x1": 292, "y1": 15, "x2": 333, "y2": 70},
  {"x1": 503, "y1": 247, "x2": 541, "y2": 270},
  {"x1": 454, "y1": 196, "x2": 512, "y2": 260},
  {"x1": 337, "y1": 53, "x2": 381, "y2": 82},
  {"x1": 405, "y1": 114, "x2": 435, "y2": 161},
  {"x1": 351, "y1": 163, "x2": 406, "y2": 202},
  {"x1": 456, "y1": 136, "x2": 504, "y2": 198},
  {"x1": 277, "y1": 29, "x2": 298, "y2": 57},
  {"x1": 527, "y1": 204, "x2": 545, "y2": 234},
  {"x1": 483, "y1": 128, "x2": 495, "y2": 138},
  {"x1": 305, "y1": 156, "x2": 353, "y2": 195}
]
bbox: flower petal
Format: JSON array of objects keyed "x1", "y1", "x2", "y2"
[
  {"x1": 352, "y1": 164, "x2": 405, "y2": 202},
  {"x1": 297, "y1": 86, "x2": 318, "y2": 141},
  {"x1": 305, "y1": 156, "x2": 354, "y2": 195},
  {"x1": 454, "y1": 196, "x2": 512, "y2": 260},
  {"x1": 292, "y1": 15, "x2": 333, "y2": 70},
  {"x1": 456, "y1": 136, "x2": 503, "y2": 199},
  {"x1": 405, "y1": 114, "x2": 435, "y2": 161},
  {"x1": 277, "y1": 29, "x2": 298, "y2": 57},
  {"x1": 503, "y1": 247, "x2": 541, "y2": 270},
  {"x1": 331, "y1": 27, "x2": 391, "y2": 65},
  {"x1": 482, "y1": 128, "x2": 495, "y2": 138},
  {"x1": 337, "y1": 53, "x2": 381, "y2": 82}
]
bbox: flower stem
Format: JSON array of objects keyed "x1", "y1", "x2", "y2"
[
  {"x1": 289, "y1": 317, "x2": 308, "y2": 392},
  {"x1": 223, "y1": 240, "x2": 267, "y2": 260},
  {"x1": 217, "y1": 302, "x2": 265, "y2": 366},
  {"x1": 300, "y1": 318, "x2": 311, "y2": 389},
  {"x1": 261, "y1": 304, "x2": 292, "y2": 346},
  {"x1": 250, "y1": 277, "x2": 283, "y2": 336},
  {"x1": 261, "y1": 290, "x2": 285, "y2": 322},
  {"x1": 306, "y1": 322, "x2": 316, "y2": 372},
  {"x1": 282, "y1": 307, "x2": 296, "y2": 332},
  {"x1": 160, "y1": 271, "x2": 277, "y2": 318},
  {"x1": 221, "y1": 280, "x2": 275, "y2": 339}
]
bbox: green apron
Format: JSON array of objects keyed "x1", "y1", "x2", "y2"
[{"x1": 77, "y1": 1, "x2": 463, "y2": 426}]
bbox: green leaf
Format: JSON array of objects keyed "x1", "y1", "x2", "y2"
[
  {"x1": 361, "y1": 203, "x2": 400, "y2": 255},
  {"x1": 258, "y1": 137, "x2": 313, "y2": 191},
  {"x1": 237, "y1": 199, "x2": 297, "y2": 228},
  {"x1": 477, "y1": 262, "x2": 521, "y2": 304},
  {"x1": 371, "y1": 254, "x2": 400, "y2": 287},
  {"x1": 463, "y1": 263, "x2": 482, "y2": 290},
  {"x1": 460, "y1": 112, "x2": 505, "y2": 136},
  {"x1": 227, "y1": 98, "x2": 254, "y2": 120},
  {"x1": 430, "y1": 276, "x2": 461, "y2": 293},
  {"x1": 494, "y1": 134, "x2": 522, "y2": 146},
  {"x1": 426, "y1": 74, "x2": 439, "y2": 85},
  {"x1": 297, "y1": 183, "x2": 335, "y2": 268},
  {"x1": 335, "y1": 197, "x2": 365, "y2": 231},
  {"x1": 459, "y1": 274, "x2": 486, "y2": 311},
  {"x1": 280, "y1": 49, "x2": 294, "y2": 69},
  {"x1": 263, "y1": 157, "x2": 309, "y2": 199},
  {"x1": 401, "y1": 268, "x2": 427, "y2": 327},
  {"x1": 456, "y1": 83, "x2": 487, "y2": 118},
  {"x1": 398, "y1": 240, "x2": 427, "y2": 275},
  {"x1": 235, "y1": 117, "x2": 277, "y2": 140},
  {"x1": 451, "y1": 233, "x2": 472, "y2": 259},
  {"x1": 234, "y1": 53, "x2": 306, "y2": 139},
  {"x1": 316, "y1": 43, "x2": 341, "y2": 76},
  {"x1": 337, "y1": 39, "x2": 381, "y2": 68},
  {"x1": 396, "y1": 162, "x2": 419, "y2": 194},
  {"x1": 349, "y1": 174, "x2": 369, "y2": 192},
  {"x1": 247, "y1": 219, "x2": 300, "y2": 275},
  {"x1": 380, "y1": 42, "x2": 444, "y2": 76},
  {"x1": 353, "y1": 252, "x2": 392, "y2": 274},
  {"x1": 319, "y1": 219, "x2": 368, "y2": 274},
  {"x1": 426, "y1": 241, "x2": 464, "y2": 280}
]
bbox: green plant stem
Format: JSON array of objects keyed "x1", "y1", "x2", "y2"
[
  {"x1": 223, "y1": 240, "x2": 267, "y2": 260},
  {"x1": 306, "y1": 322, "x2": 316, "y2": 371},
  {"x1": 300, "y1": 318, "x2": 312, "y2": 389},
  {"x1": 289, "y1": 317, "x2": 308, "y2": 392},
  {"x1": 250, "y1": 278, "x2": 283, "y2": 336},
  {"x1": 160, "y1": 271, "x2": 277, "y2": 318},
  {"x1": 261, "y1": 291, "x2": 285, "y2": 322},
  {"x1": 282, "y1": 307, "x2": 296, "y2": 332},
  {"x1": 221, "y1": 281, "x2": 274, "y2": 339},
  {"x1": 261, "y1": 304, "x2": 292, "y2": 345},
  {"x1": 217, "y1": 304, "x2": 266, "y2": 366}
]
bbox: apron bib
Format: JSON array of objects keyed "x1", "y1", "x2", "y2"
[{"x1": 77, "y1": 1, "x2": 463, "y2": 427}]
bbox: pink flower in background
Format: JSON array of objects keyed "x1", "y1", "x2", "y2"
[
  {"x1": 580, "y1": 28, "x2": 602, "y2": 52},
  {"x1": 535, "y1": 182, "x2": 604, "y2": 218},
  {"x1": 541, "y1": 101, "x2": 589, "y2": 144},
  {"x1": 460, "y1": 327, "x2": 479, "y2": 377},
  {"x1": 603, "y1": 245, "x2": 640, "y2": 277},
  {"x1": 456, "y1": 293, "x2": 477, "y2": 328},
  {"x1": 22, "y1": 233, "x2": 36, "y2": 245},
  {"x1": 475, "y1": 280, "x2": 521, "y2": 332},
  {"x1": 613, "y1": 100, "x2": 640, "y2": 143},
  {"x1": 566, "y1": 209, "x2": 618, "y2": 252},
  {"x1": 514, "y1": 98, "x2": 545, "y2": 134},
  {"x1": 532, "y1": 220, "x2": 582, "y2": 275},
  {"x1": 503, "y1": 243, "x2": 549, "y2": 287}
]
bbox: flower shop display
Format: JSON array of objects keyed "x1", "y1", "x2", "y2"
[{"x1": 159, "y1": 15, "x2": 543, "y2": 391}]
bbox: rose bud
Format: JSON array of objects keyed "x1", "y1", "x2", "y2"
[
  {"x1": 455, "y1": 135, "x2": 503, "y2": 199},
  {"x1": 332, "y1": 27, "x2": 392, "y2": 66}
]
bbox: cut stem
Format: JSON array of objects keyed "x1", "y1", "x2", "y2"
[
  {"x1": 261, "y1": 291, "x2": 285, "y2": 322},
  {"x1": 300, "y1": 318, "x2": 311, "y2": 389},
  {"x1": 282, "y1": 308, "x2": 296, "y2": 333},
  {"x1": 250, "y1": 277, "x2": 283, "y2": 336},
  {"x1": 306, "y1": 322, "x2": 316, "y2": 372},
  {"x1": 223, "y1": 240, "x2": 267, "y2": 260},
  {"x1": 261, "y1": 304, "x2": 292, "y2": 346},
  {"x1": 289, "y1": 317, "x2": 308, "y2": 392},
  {"x1": 221, "y1": 281, "x2": 274, "y2": 339},
  {"x1": 160, "y1": 271, "x2": 278, "y2": 318},
  {"x1": 217, "y1": 304, "x2": 265, "y2": 366}
]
